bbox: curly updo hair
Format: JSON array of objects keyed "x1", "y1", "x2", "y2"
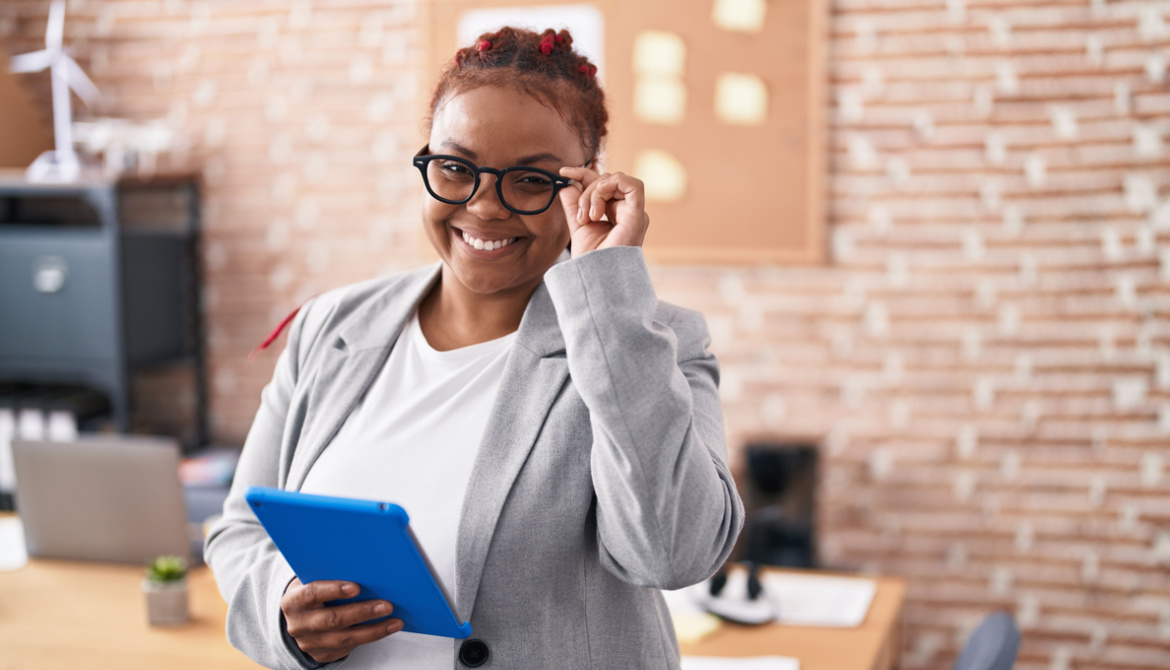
[{"x1": 428, "y1": 26, "x2": 609, "y2": 158}]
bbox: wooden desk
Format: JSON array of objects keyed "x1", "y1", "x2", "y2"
[
  {"x1": 680, "y1": 569, "x2": 907, "y2": 670},
  {"x1": 0, "y1": 517, "x2": 259, "y2": 669},
  {"x1": 0, "y1": 513, "x2": 904, "y2": 670}
]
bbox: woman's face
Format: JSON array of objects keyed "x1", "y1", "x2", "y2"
[{"x1": 424, "y1": 85, "x2": 590, "y2": 297}]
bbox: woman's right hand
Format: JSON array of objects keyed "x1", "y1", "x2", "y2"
[{"x1": 281, "y1": 577, "x2": 404, "y2": 663}]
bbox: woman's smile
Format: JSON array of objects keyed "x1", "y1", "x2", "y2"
[{"x1": 450, "y1": 225, "x2": 528, "y2": 258}]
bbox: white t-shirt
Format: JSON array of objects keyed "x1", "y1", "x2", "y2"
[{"x1": 299, "y1": 309, "x2": 516, "y2": 668}]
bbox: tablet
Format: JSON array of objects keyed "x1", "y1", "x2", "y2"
[{"x1": 245, "y1": 486, "x2": 472, "y2": 639}]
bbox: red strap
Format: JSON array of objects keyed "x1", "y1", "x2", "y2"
[{"x1": 247, "y1": 296, "x2": 318, "y2": 363}]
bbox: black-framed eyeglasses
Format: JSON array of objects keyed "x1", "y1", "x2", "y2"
[{"x1": 412, "y1": 145, "x2": 582, "y2": 215}]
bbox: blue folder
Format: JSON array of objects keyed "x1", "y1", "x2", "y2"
[{"x1": 245, "y1": 486, "x2": 472, "y2": 639}]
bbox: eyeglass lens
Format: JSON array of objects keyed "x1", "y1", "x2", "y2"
[{"x1": 425, "y1": 158, "x2": 559, "y2": 213}]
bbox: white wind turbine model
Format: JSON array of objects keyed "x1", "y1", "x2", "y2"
[{"x1": 8, "y1": 0, "x2": 101, "y2": 183}]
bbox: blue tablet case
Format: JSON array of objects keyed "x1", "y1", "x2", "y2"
[{"x1": 244, "y1": 486, "x2": 472, "y2": 639}]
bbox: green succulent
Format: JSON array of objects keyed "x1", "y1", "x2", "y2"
[{"x1": 146, "y1": 555, "x2": 188, "y2": 583}]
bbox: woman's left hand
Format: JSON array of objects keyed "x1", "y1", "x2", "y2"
[{"x1": 558, "y1": 167, "x2": 650, "y2": 259}]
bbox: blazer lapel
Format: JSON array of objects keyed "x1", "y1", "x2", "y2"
[
  {"x1": 454, "y1": 282, "x2": 568, "y2": 622},
  {"x1": 285, "y1": 263, "x2": 442, "y2": 491}
]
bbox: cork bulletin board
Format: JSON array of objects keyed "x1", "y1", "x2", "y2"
[{"x1": 424, "y1": 0, "x2": 828, "y2": 265}]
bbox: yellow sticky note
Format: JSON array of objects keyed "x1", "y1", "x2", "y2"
[
  {"x1": 712, "y1": 0, "x2": 767, "y2": 32},
  {"x1": 715, "y1": 72, "x2": 768, "y2": 125},
  {"x1": 670, "y1": 611, "x2": 723, "y2": 644},
  {"x1": 635, "y1": 78, "x2": 687, "y2": 125},
  {"x1": 633, "y1": 30, "x2": 686, "y2": 77},
  {"x1": 635, "y1": 149, "x2": 687, "y2": 203}
]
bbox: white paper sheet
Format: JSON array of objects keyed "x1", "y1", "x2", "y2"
[
  {"x1": 0, "y1": 517, "x2": 28, "y2": 571},
  {"x1": 682, "y1": 656, "x2": 799, "y2": 670},
  {"x1": 665, "y1": 569, "x2": 877, "y2": 628},
  {"x1": 762, "y1": 572, "x2": 876, "y2": 627}
]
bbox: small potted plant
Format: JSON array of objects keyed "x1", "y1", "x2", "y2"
[{"x1": 142, "y1": 555, "x2": 189, "y2": 626}]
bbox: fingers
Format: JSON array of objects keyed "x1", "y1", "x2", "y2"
[
  {"x1": 298, "y1": 599, "x2": 396, "y2": 635},
  {"x1": 558, "y1": 167, "x2": 648, "y2": 257},
  {"x1": 559, "y1": 168, "x2": 644, "y2": 220},
  {"x1": 558, "y1": 166, "x2": 598, "y2": 232},
  {"x1": 285, "y1": 598, "x2": 397, "y2": 636},
  {"x1": 593, "y1": 173, "x2": 645, "y2": 211},
  {"x1": 283, "y1": 579, "x2": 358, "y2": 611},
  {"x1": 297, "y1": 617, "x2": 405, "y2": 664},
  {"x1": 559, "y1": 166, "x2": 599, "y2": 188},
  {"x1": 283, "y1": 592, "x2": 404, "y2": 664},
  {"x1": 557, "y1": 182, "x2": 584, "y2": 234},
  {"x1": 284, "y1": 576, "x2": 301, "y2": 595},
  {"x1": 576, "y1": 172, "x2": 642, "y2": 223}
]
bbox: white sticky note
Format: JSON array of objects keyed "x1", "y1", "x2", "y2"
[
  {"x1": 17, "y1": 409, "x2": 45, "y2": 441},
  {"x1": 715, "y1": 72, "x2": 768, "y2": 125},
  {"x1": 47, "y1": 411, "x2": 78, "y2": 442},
  {"x1": 712, "y1": 0, "x2": 767, "y2": 32},
  {"x1": 635, "y1": 149, "x2": 688, "y2": 203},
  {"x1": 0, "y1": 517, "x2": 28, "y2": 571},
  {"x1": 634, "y1": 78, "x2": 687, "y2": 125},
  {"x1": 671, "y1": 612, "x2": 723, "y2": 644},
  {"x1": 633, "y1": 30, "x2": 686, "y2": 77}
]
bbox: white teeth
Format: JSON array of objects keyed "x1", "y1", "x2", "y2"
[{"x1": 460, "y1": 231, "x2": 517, "y2": 251}]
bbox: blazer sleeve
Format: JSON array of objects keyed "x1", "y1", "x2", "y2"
[
  {"x1": 203, "y1": 297, "x2": 328, "y2": 670},
  {"x1": 543, "y1": 246, "x2": 745, "y2": 590}
]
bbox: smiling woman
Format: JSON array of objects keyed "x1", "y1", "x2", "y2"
[
  {"x1": 418, "y1": 85, "x2": 587, "y2": 329},
  {"x1": 204, "y1": 25, "x2": 744, "y2": 670}
]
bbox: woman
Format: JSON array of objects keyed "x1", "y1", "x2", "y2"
[{"x1": 205, "y1": 27, "x2": 744, "y2": 670}]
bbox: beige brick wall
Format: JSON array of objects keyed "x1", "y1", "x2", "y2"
[{"x1": 5, "y1": 0, "x2": 1169, "y2": 667}]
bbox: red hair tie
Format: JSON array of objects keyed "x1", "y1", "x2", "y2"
[
  {"x1": 555, "y1": 34, "x2": 565, "y2": 44},
  {"x1": 578, "y1": 64, "x2": 596, "y2": 76},
  {"x1": 539, "y1": 33, "x2": 555, "y2": 55},
  {"x1": 477, "y1": 40, "x2": 491, "y2": 52}
]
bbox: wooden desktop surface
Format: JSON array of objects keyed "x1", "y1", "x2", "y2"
[
  {"x1": 0, "y1": 513, "x2": 905, "y2": 670},
  {"x1": 0, "y1": 556, "x2": 258, "y2": 670},
  {"x1": 679, "y1": 570, "x2": 907, "y2": 670}
]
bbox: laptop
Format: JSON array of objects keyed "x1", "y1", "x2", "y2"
[{"x1": 11, "y1": 435, "x2": 191, "y2": 565}]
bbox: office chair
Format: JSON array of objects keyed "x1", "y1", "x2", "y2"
[{"x1": 953, "y1": 611, "x2": 1021, "y2": 670}]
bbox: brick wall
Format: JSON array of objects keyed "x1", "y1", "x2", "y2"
[{"x1": 4, "y1": 0, "x2": 1169, "y2": 667}]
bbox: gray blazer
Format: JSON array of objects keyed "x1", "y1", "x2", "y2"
[{"x1": 204, "y1": 246, "x2": 745, "y2": 669}]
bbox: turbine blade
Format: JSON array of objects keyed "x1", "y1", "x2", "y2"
[
  {"x1": 46, "y1": 0, "x2": 66, "y2": 51},
  {"x1": 63, "y1": 57, "x2": 101, "y2": 107},
  {"x1": 9, "y1": 50, "x2": 54, "y2": 73}
]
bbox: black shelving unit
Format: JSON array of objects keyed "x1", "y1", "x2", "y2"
[{"x1": 0, "y1": 171, "x2": 208, "y2": 451}]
